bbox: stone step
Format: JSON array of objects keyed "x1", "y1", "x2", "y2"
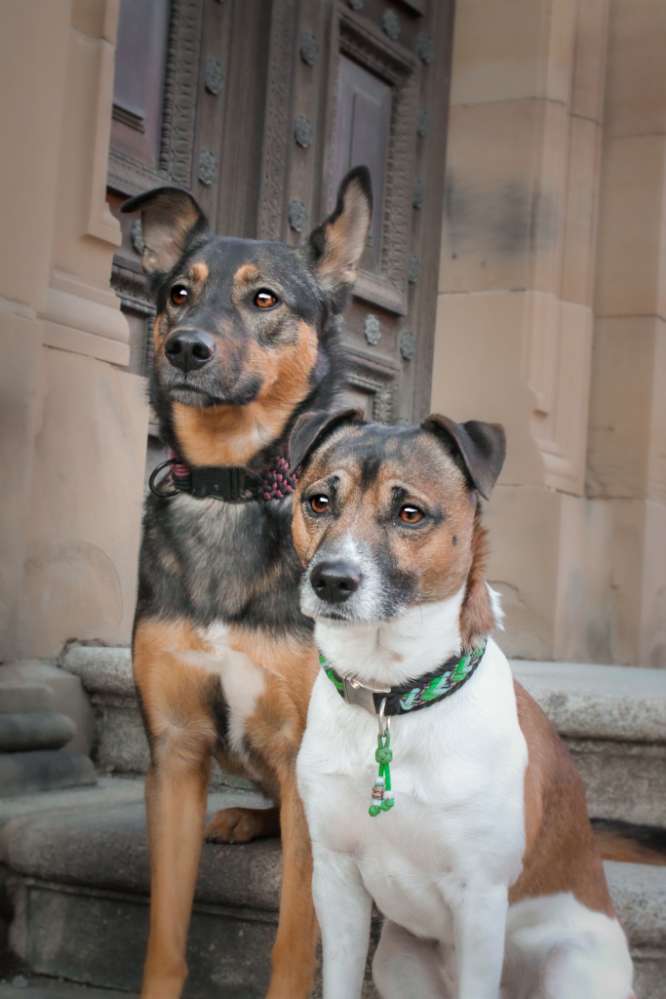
[
  {"x1": 62, "y1": 645, "x2": 666, "y2": 826},
  {"x1": 0, "y1": 713, "x2": 76, "y2": 753},
  {"x1": 0, "y1": 663, "x2": 95, "y2": 760},
  {"x1": 0, "y1": 778, "x2": 664, "y2": 999},
  {"x1": 0, "y1": 751, "x2": 96, "y2": 799},
  {"x1": 0, "y1": 779, "x2": 277, "y2": 998},
  {"x1": 0, "y1": 978, "x2": 134, "y2": 998}
]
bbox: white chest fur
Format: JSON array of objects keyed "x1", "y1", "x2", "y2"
[
  {"x1": 298, "y1": 634, "x2": 527, "y2": 941},
  {"x1": 186, "y1": 622, "x2": 266, "y2": 756}
]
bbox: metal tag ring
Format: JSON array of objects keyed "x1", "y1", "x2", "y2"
[{"x1": 148, "y1": 458, "x2": 180, "y2": 498}]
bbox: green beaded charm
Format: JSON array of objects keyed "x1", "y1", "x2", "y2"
[{"x1": 368, "y1": 728, "x2": 395, "y2": 817}]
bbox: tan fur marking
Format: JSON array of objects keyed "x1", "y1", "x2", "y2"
[
  {"x1": 234, "y1": 262, "x2": 260, "y2": 286},
  {"x1": 172, "y1": 321, "x2": 319, "y2": 466},
  {"x1": 510, "y1": 681, "x2": 615, "y2": 917},
  {"x1": 459, "y1": 511, "x2": 495, "y2": 650},
  {"x1": 190, "y1": 261, "x2": 208, "y2": 284},
  {"x1": 152, "y1": 314, "x2": 168, "y2": 353}
]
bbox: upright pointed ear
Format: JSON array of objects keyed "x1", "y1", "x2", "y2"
[
  {"x1": 121, "y1": 187, "x2": 208, "y2": 282},
  {"x1": 307, "y1": 167, "x2": 372, "y2": 305},
  {"x1": 289, "y1": 408, "x2": 365, "y2": 474},
  {"x1": 422, "y1": 415, "x2": 506, "y2": 500}
]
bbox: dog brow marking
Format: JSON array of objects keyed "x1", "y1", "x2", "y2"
[
  {"x1": 190, "y1": 261, "x2": 209, "y2": 284},
  {"x1": 234, "y1": 263, "x2": 260, "y2": 286}
]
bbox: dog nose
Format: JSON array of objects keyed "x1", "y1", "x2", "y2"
[
  {"x1": 311, "y1": 560, "x2": 362, "y2": 604},
  {"x1": 165, "y1": 330, "x2": 215, "y2": 372}
]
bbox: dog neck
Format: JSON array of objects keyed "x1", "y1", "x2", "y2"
[{"x1": 314, "y1": 588, "x2": 467, "y2": 688}]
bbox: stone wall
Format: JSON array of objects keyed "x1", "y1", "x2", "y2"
[
  {"x1": 0, "y1": 0, "x2": 148, "y2": 659},
  {"x1": 432, "y1": 0, "x2": 666, "y2": 666}
]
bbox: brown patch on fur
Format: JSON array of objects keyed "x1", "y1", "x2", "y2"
[
  {"x1": 152, "y1": 313, "x2": 168, "y2": 353},
  {"x1": 172, "y1": 321, "x2": 319, "y2": 466},
  {"x1": 234, "y1": 262, "x2": 260, "y2": 286},
  {"x1": 206, "y1": 805, "x2": 280, "y2": 844},
  {"x1": 459, "y1": 510, "x2": 495, "y2": 650},
  {"x1": 190, "y1": 260, "x2": 208, "y2": 285},
  {"x1": 133, "y1": 618, "x2": 219, "y2": 750},
  {"x1": 510, "y1": 681, "x2": 615, "y2": 917}
]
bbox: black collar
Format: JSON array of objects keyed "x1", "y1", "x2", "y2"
[
  {"x1": 320, "y1": 640, "x2": 487, "y2": 717},
  {"x1": 148, "y1": 454, "x2": 298, "y2": 503}
]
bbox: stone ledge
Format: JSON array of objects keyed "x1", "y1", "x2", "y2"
[
  {"x1": 1, "y1": 662, "x2": 95, "y2": 757},
  {"x1": 61, "y1": 646, "x2": 133, "y2": 701},
  {"x1": 512, "y1": 660, "x2": 666, "y2": 743}
]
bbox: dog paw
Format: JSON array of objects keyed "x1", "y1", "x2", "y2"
[{"x1": 205, "y1": 806, "x2": 279, "y2": 844}]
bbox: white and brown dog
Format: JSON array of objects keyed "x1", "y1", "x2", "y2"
[{"x1": 289, "y1": 410, "x2": 635, "y2": 999}]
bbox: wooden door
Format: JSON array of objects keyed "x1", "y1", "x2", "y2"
[
  {"x1": 107, "y1": 0, "x2": 454, "y2": 426},
  {"x1": 258, "y1": 0, "x2": 454, "y2": 422}
]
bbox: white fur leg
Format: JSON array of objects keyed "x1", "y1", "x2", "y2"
[
  {"x1": 450, "y1": 881, "x2": 508, "y2": 999},
  {"x1": 503, "y1": 895, "x2": 634, "y2": 999},
  {"x1": 373, "y1": 921, "x2": 448, "y2": 999},
  {"x1": 312, "y1": 843, "x2": 373, "y2": 999}
]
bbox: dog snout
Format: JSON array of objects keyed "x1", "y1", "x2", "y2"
[
  {"x1": 310, "y1": 560, "x2": 362, "y2": 605},
  {"x1": 165, "y1": 330, "x2": 216, "y2": 373}
]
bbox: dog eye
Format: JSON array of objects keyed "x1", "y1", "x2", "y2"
[
  {"x1": 254, "y1": 289, "x2": 279, "y2": 310},
  {"x1": 170, "y1": 284, "x2": 190, "y2": 307},
  {"x1": 399, "y1": 504, "x2": 425, "y2": 525},
  {"x1": 308, "y1": 494, "x2": 330, "y2": 515}
]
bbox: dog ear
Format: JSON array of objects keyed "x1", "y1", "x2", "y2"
[
  {"x1": 307, "y1": 167, "x2": 372, "y2": 307},
  {"x1": 121, "y1": 187, "x2": 208, "y2": 282},
  {"x1": 289, "y1": 408, "x2": 365, "y2": 473},
  {"x1": 422, "y1": 415, "x2": 506, "y2": 500}
]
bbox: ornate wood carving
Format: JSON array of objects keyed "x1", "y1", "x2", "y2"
[
  {"x1": 258, "y1": 0, "x2": 299, "y2": 240},
  {"x1": 344, "y1": 346, "x2": 399, "y2": 422},
  {"x1": 159, "y1": 0, "x2": 204, "y2": 186},
  {"x1": 300, "y1": 30, "x2": 320, "y2": 67}
]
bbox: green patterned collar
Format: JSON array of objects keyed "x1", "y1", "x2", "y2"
[{"x1": 319, "y1": 640, "x2": 487, "y2": 717}]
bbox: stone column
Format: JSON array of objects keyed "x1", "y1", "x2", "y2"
[
  {"x1": 586, "y1": 0, "x2": 666, "y2": 665},
  {"x1": 431, "y1": 0, "x2": 611, "y2": 660},
  {"x1": 0, "y1": 0, "x2": 148, "y2": 660}
]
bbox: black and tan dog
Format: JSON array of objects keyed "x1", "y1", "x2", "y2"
[{"x1": 122, "y1": 167, "x2": 372, "y2": 999}]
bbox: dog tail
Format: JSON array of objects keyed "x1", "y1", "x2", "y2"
[{"x1": 594, "y1": 821, "x2": 666, "y2": 866}]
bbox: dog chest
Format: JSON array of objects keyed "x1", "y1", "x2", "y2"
[{"x1": 298, "y1": 651, "x2": 528, "y2": 937}]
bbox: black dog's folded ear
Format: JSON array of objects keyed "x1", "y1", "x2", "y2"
[
  {"x1": 121, "y1": 187, "x2": 208, "y2": 282},
  {"x1": 289, "y1": 408, "x2": 365, "y2": 473},
  {"x1": 307, "y1": 167, "x2": 372, "y2": 307},
  {"x1": 422, "y1": 415, "x2": 506, "y2": 500}
]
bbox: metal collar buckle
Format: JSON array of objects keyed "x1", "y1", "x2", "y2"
[{"x1": 342, "y1": 675, "x2": 391, "y2": 715}]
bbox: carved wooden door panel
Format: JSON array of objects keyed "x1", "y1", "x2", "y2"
[
  {"x1": 257, "y1": 0, "x2": 455, "y2": 422},
  {"x1": 107, "y1": 0, "x2": 454, "y2": 425}
]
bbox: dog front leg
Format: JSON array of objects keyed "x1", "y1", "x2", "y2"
[
  {"x1": 141, "y1": 744, "x2": 211, "y2": 999},
  {"x1": 313, "y1": 841, "x2": 373, "y2": 999},
  {"x1": 267, "y1": 774, "x2": 318, "y2": 999},
  {"x1": 449, "y1": 881, "x2": 508, "y2": 999}
]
